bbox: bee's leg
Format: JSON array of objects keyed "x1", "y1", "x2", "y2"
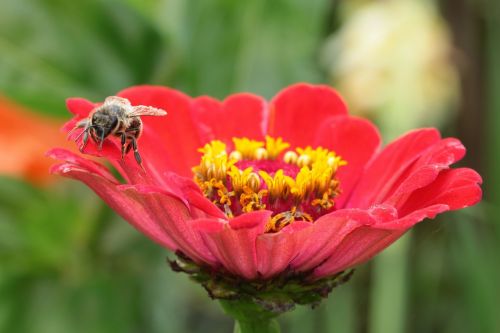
[
  {"x1": 68, "y1": 119, "x2": 89, "y2": 139},
  {"x1": 90, "y1": 129, "x2": 99, "y2": 143},
  {"x1": 120, "y1": 133, "x2": 127, "y2": 159},
  {"x1": 80, "y1": 129, "x2": 90, "y2": 152},
  {"x1": 98, "y1": 130, "x2": 105, "y2": 151},
  {"x1": 124, "y1": 130, "x2": 139, "y2": 154},
  {"x1": 130, "y1": 136, "x2": 144, "y2": 169},
  {"x1": 125, "y1": 142, "x2": 132, "y2": 154},
  {"x1": 73, "y1": 123, "x2": 89, "y2": 142}
]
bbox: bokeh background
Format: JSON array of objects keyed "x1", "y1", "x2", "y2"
[{"x1": 0, "y1": 0, "x2": 498, "y2": 332}]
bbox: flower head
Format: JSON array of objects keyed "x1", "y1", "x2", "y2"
[{"x1": 49, "y1": 83, "x2": 482, "y2": 308}]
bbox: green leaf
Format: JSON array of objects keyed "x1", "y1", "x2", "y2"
[{"x1": 0, "y1": 0, "x2": 167, "y2": 117}]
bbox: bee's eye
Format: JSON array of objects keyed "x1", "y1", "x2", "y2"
[{"x1": 92, "y1": 114, "x2": 102, "y2": 123}]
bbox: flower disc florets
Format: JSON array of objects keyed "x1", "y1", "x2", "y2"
[{"x1": 193, "y1": 136, "x2": 347, "y2": 232}]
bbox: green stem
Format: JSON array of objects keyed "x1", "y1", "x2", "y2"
[
  {"x1": 219, "y1": 299, "x2": 281, "y2": 333},
  {"x1": 233, "y1": 318, "x2": 280, "y2": 333}
]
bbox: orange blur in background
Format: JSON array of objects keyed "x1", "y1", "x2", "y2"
[{"x1": 0, "y1": 97, "x2": 70, "y2": 185}]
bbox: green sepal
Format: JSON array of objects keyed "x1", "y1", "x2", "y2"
[{"x1": 168, "y1": 252, "x2": 354, "y2": 313}]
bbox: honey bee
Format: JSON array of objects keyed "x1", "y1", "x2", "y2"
[{"x1": 71, "y1": 96, "x2": 167, "y2": 166}]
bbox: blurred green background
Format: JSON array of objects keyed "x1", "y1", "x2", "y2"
[{"x1": 0, "y1": 0, "x2": 498, "y2": 332}]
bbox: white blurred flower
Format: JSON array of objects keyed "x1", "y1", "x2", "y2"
[{"x1": 323, "y1": 0, "x2": 459, "y2": 139}]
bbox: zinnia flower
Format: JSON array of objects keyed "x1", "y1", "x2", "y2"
[{"x1": 48, "y1": 83, "x2": 481, "y2": 309}]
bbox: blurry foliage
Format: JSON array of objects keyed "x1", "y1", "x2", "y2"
[
  {"x1": 0, "y1": 0, "x2": 165, "y2": 117},
  {"x1": 0, "y1": 0, "x2": 328, "y2": 117},
  {"x1": 322, "y1": 0, "x2": 459, "y2": 140},
  {"x1": 0, "y1": 0, "x2": 498, "y2": 333}
]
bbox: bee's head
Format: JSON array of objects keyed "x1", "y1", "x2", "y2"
[{"x1": 91, "y1": 111, "x2": 118, "y2": 139}]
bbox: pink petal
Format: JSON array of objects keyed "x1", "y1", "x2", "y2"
[
  {"x1": 399, "y1": 168, "x2": 483, "y2": 217},
  {"x1": 290, "y1": 204, "x2": 397, "y2": 272},
  {"x1": 314, "y1": 115, "x2": 381, "y2": 208},
  {"x1": 268, "y1": 83, "x2": 348, "y2": 148},
  {"x1": 66, "y1": 97, "x2": 96, "y2": 117},
  {"x1": 312, "y1": 226, "x2": 398, "y2": 278},
  {"x1": 49, "y1": 149, "x2": 218, "y2": 265},
  {"x1": 313, "y1": 168, "x2": 482, "y2": 279},
  {"x1": 192, "y1": 93, "x2": 268, "y2": 145},
  {"x1": 50, "y1": 161, "x2": 178, "y2": 252},
  {"x1": 255, "y1": 230, "x2": 303, "y2": 279},
  {"x1": 348, "y1": 128, "x2": 441, "y2": 208},
  {"x1": 162, "y1": 171, "x2": 227, "y2": 220},
  {"x1": 118, "y1": 86, "x2": 203, "y2": 177},
  {"x1": 385, "y1": 138, "x2": 466, "y2": 209},
  {"x1": 47, "y1": 148, "x2": 117, "y2": 183},
  {"x1": 312, "y1": 203, "x2": 450, "y2": 279},
  {"x1": 193, "y1": 210, "x2": 273, "y2": 280},
  {"x1": 118, "y1": 184, "x2": 217, "y2": 265}
]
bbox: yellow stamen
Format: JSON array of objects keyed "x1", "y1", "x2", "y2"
[
  {"x1": 233, "y1": 138, "x2": 264, "y2": 160},
  {"x1": 259, "y1": 169, "x2": 294, "y2": 203},
  {"x1": 193, "y1": 137, "x2": 346, "y2": 233},
  {"x1": 265, "y1": 206, "x2": 313, "y2": 233},
  {"x1": 254, "y1": 147, "x2": 268, "y2": 160},
  {"x1": 297, "y1": 154, "x2": 312, "y2": 168},
  {"x1": 265, "y1": 136, "x2": 290, "y2": 159},
  {"x1": 283, "y1": 151, "x2": 298, "y2": 164},
  {"x1": 247, "y1": 172, "x2": 261, "y2": 192},
  {"x1": 229, "y1": 150, "x2": 243, "y2": 161}
]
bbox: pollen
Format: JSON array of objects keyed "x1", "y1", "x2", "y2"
[{"x1": 192, "y1": 137, "x2": 346, "y2": 232}]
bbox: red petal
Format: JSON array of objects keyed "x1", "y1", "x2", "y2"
[
  {"x1": 312, "y1": 203, "x2": 449, "y2": 278},
  {"x1": 385, "y1": 138, "x2": 466, "y2": 209},
  {"x1": 162, "y1": 172, "x2": 227, "y2": 220},
  {"x1": 399, "y1": 168, "x2": 482, "y2": 217},
  {"x1": 49, "y1": 148, "x2": 217, "y2": 265},
  {"x1": 47, "y1": 148, "x2": 116, "y2": 182},
  {"x1": 66, "y1": 97, "x2": 96, "y2": 117},
  {"x1": 312, "y1": 226, "x2": 398, "y2": 278},
  {"x1": 290, "y1": 204, "x2": 396, "y2": 272},
  {"x1": 313, "y1": 171, "x2": 482, "y2": 279},
  {"x1": 348, "y1": 128, "x2": 441, "y2": 208},
  {"x1": 314, "y1": 116, "x2": 381, "y2": 208},
  {"x1": 192, "y1": 93, "x2": 267, "y2": 145},
  {"x1": 118, "y1": 86, "x2": 203, "y2": 177},
  {"x1": 268, "y1": 83, "x2": 348, "y2": 147},
  {"x1": 255, "y1": 231, "x2": 299, "y2": 278},
  {"x1": 118, "y1": 184, "x2": 217, "y2": 265},
  {"x1": 51, "y1": 162, "x2": 178, "y2": 252},
  {"x1": 193, "y1": 210, "x2": 273, "y2": 279}
]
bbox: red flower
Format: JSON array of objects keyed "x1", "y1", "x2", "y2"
[{"x1": 48, "y1": 83, "x2": 482, "y2": 281}]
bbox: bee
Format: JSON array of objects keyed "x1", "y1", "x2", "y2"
[{"x1": 71, "y1": 96, "x2": 167, "y2": 167}]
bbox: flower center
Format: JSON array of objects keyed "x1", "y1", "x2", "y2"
[{"x1": 192, "y1": 136, "x2": 347, "y2": 232}]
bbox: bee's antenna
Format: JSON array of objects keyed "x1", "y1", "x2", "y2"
[
  {"x1": 73, "y1": 127, "x2": 88, "y2": 142},
  {"x1": 67, "y1": 120, "x2": 90, "y2": 140},
  {"x1": 67, "y1": 127, "x2": 77, "y2": 139}
]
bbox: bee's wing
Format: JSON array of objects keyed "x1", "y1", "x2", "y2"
[
  {"x1": 104, "y1": 96, "x2": 131, "y2": 106},
  {"x1": 129, "y1": 105, "x2": 167, "y2": 117}
]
